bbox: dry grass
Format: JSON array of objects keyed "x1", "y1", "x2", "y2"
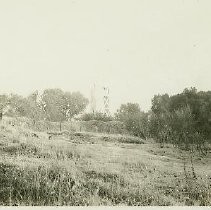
[{"x1": 0, "y1": 118, "x2": 211, "y2": 206}]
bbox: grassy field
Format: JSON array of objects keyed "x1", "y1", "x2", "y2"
[{"x1": 0, "y1": 117, "x2": 211, "y2": 206}]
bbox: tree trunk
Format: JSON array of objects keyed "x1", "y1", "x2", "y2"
[
  {"x1": 59, "y1": 121, "x2": 62, "y2": 132},
  {"x1": 139, "y1": 131, "x2": 146, "y2": 140}
]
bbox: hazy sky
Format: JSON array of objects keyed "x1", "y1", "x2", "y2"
[{"x1": 0, "y1": 0, "x2": 211, "y2": 113}]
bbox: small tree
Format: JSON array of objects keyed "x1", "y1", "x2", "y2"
[
  {"x1": 41, "y1": 89, "x2": 67, "y2": 131},
  {"x1": 64, "y1": 91, "x2": 89, "y2": 120},
  {"x1": 41, "y1": 89, "x2": 88, "y2": 131},
  {"x1": 25, "y1": 92, "x2": 45, "y2": 125},
  {"x1": 7, "y1": 94, "x2": 26, "y2": 117},
  {"x1": 170, "y1": 106, "x2": 195, "y2": 150},
  {"x1": 115, "y1": 103, "x2": 148, "y2": 139}
]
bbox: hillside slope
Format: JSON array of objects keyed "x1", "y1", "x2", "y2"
[{"x1": 0, "y1": 117, "x2": 211, "y2": 206}]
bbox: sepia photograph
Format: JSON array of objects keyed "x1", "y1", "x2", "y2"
[{"x1": 0, "y1": 0, "x2": 211, "y2": 207}]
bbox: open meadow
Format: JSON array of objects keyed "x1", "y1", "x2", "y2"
[{"x1": 0, "y1": 117, "x2": 211, "y2": 206}]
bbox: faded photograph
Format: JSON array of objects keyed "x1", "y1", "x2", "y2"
[{"x1": 0, "y1": 0, "x2": 211, "y2": 206}]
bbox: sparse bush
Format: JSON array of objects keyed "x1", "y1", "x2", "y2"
[
  {"x1": 80, "y1": 112, "x2": 113, "y2": 122},
  {"x1": 101, "y1": 135, "x2": 145, "y2": 144}
]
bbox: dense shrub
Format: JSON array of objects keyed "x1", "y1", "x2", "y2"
[{"x1": 148, "y1": 88, "x2": 211, "y2": 152}]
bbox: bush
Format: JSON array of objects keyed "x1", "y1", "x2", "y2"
[
  {"x1": 80, "y1": 112, "x2": 113, "y2": 122},
  {"x1": 115, "y1": 103, "x2": 149, "y2": 139}
]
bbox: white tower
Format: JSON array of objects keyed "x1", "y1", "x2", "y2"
[{"x1": 103, "y1": 86, "x2": 110, "y2": 116}]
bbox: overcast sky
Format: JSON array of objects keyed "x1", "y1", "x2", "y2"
[{"x1": 0, "y1": 0, "x2": 211, "y2": 112}]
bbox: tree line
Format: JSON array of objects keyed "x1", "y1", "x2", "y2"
[
  {"x1": 0, "y1": 89, "x2": 88, "y2": 130},
  {"x1": 1, "y1": 87, "x2": 211, "y2": 152},
  {"x1": 114, "y1": 87, "x2": 211, "y2": 154}
]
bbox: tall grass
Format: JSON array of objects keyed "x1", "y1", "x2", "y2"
[{"x1": 0, "y1": 162, "x2": 175, "y2": 206}]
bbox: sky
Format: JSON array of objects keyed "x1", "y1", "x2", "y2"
[{"x1": 0, "y1": 0, "x2": 211, "y2": 113}]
